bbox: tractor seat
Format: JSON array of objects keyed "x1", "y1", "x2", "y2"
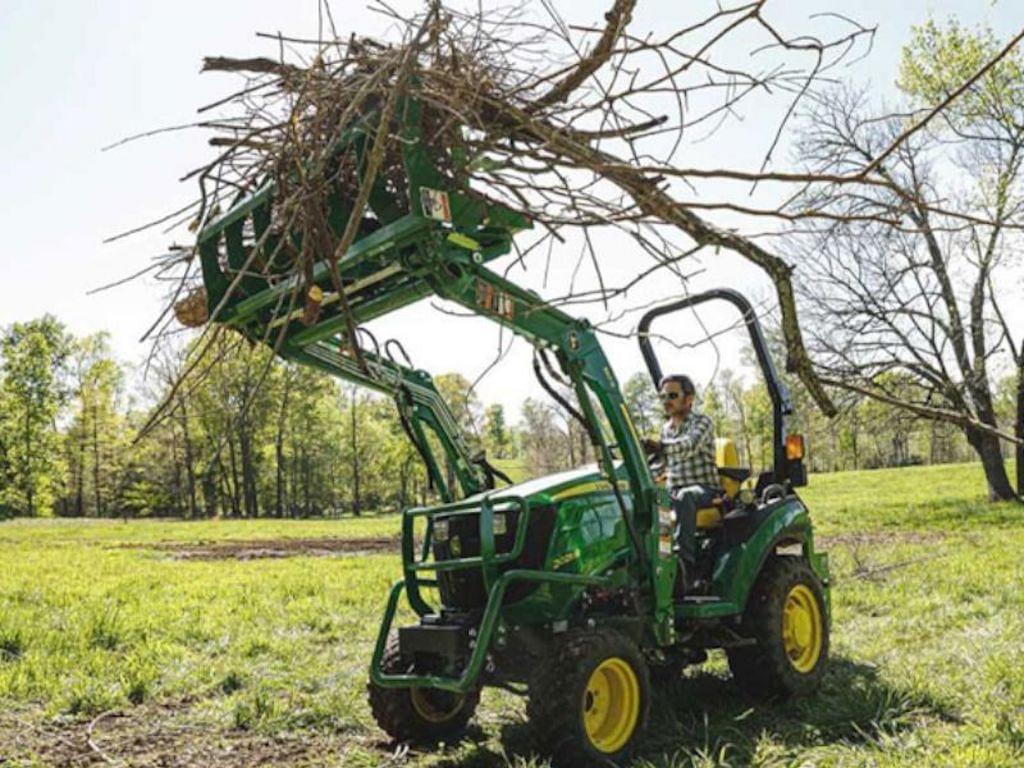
[{"x1": 696, "y1": 438, "x2": 750, "y2": 530}]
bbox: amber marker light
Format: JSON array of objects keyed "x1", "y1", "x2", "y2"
[{"x1": 785, "y1": 433, "x2": 805, "y2": 460}]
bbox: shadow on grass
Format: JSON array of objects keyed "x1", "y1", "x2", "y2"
[{"x1": 429, "y1": 656, "x2": 958, "y2": 768}]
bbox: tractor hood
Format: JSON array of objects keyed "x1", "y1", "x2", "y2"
[{"x1": 467, "y1": 463, "x2": 628, "y2": 506}]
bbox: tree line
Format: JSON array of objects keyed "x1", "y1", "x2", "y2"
[{"x1": 0, "y1": 315, "x2": 1015, "y2": 519}]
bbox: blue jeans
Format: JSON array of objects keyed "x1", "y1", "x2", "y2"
[{"x1": 671, "y1": 484, "x2": 720, "y2": 565}]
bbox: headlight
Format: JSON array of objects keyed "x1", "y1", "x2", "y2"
[
  {"x1": 433, "y1": 519, "x2": 449, "y2": 541},
  {"x1": 492, "y1": 513, "x2": 507, "y2": 536}
]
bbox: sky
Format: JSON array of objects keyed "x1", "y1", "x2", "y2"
[{"x1": 1, "y1": 0, "x2": 1021, "y2": 418}]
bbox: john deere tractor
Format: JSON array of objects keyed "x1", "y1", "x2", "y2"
[{"x1": 194, "y1": 98, "x2": 830, "y2": 766}]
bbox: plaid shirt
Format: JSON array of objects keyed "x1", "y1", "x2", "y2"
[{"x1": 661, "y1": 410, "x2": 719, "y2": 489}]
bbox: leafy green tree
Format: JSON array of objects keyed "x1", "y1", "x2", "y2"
[
  {"x1": 434, "y1": 373, "x2": 483, "y2": 489},
  {"x1": 269, "y1": 368, "x2": 333, "y2": 516},
  {"x1": 622, "y1": 372, "x2": 659, "y2": 436},
  {"x1": 0, "y1": 317, "x2": 72, "y2": 516},
  {"x1": 716, "y1": 370, "x2": 748, "y2": 465},
  {"x1": 482, "y1": 404, "x2": 511, "y2": 459},
  {"x1": 898, "y1": 20, "x2": 1024, "y2": 127},
  {"x1": 63, "y1": 334, "x2": 126, "y2": 517},
  {"x1": 701, "y1": 380, "x2": 729, "y2": 434},
  {"x1": 193, "y1": 335, "x2": 279, "y2": 517},
  {"x1": 434, "y1": 373, "x2": 482, "y2": 447}
]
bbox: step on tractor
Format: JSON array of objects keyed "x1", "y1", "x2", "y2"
[{"x1": 193, "y1": 98, "x2": 830, "y2": 766}]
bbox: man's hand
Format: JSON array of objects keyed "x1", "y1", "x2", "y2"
[{"x1": 641, "y1": 437, "x2": 662, "y2": 455}]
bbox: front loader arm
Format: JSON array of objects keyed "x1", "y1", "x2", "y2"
[{"x1": 282, "y1": 338, "x2": 488, "y2": 502}]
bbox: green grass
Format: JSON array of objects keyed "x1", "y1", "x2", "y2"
[
  {"x1": 0, "y1": 513, "x2": 399, "y2": 546},
  {"x1": 0, "y1": 462, "x2": 1021, "y2": 766}
]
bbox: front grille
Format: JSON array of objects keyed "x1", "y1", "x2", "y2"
[{"x1": 431, "y1": 504, "x2": 556, "y2": 611}]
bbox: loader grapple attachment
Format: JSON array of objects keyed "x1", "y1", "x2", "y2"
[{"x1": 194, "y1": 97, "x2": 530, "y2": 378}]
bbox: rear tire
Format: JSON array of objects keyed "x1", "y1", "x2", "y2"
[
  {"x1": 727, "y1": 557, "x2": 829, "y2": 698},
  {"x1": 527, "y1": 629, "x2": 650, "y2": 767},
  {"x1": 367, "y1": 633, "x2": 479, "y2": 744}
]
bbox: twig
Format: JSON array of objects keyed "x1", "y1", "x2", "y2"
[{"x1": 86, "y1": 709, "x2": 122, "y2": 765}]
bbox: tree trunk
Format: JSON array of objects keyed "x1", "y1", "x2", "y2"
[
  {"x1": 75, "y1": 423, "x2": 85, "y2": 517},
  {"x1": 302, "y1": 447, "x2": 311, "y2": 516},
  {"x1": 1016, "y1": 353, "x2": 1023, "y2": 498},
  {"x1": 274, "y1": 381, "x2": 291, "y2": 518},
  {"x1": 275, "y1": 433, "x2": 285, "y2": 518},
  {"x1": 829, "y1": 426, "x2": 838, "y2": 473},
  {"x1": 851, "y1": 417, "x2": 860, "y2": 470},
  {"x1": 226, "y1": 439, "x2": 241, "y2": 517},
  {"x1": 202, "y1": 466, "x2": 218, "y2": 518},
  {"x1": 289, "y1": 430, "x2": 298, "y2": 517},
  {"x1": 24, "y1": 404, "x2": 37, "y2": 517},
  {"x1": 239, "y1": 424, "x2": 258, "y2": 518},
  {"x1": 92, "y1": 401, "x2": 102, "y2": 517},
  {"x1": 351, "y1": 389, "x2": 361, "y2": 516},
  {"x1": 964, "y1": 369, "x2": 1017, "y2": 501},
  {"x1": 967, "y1": 428, "x2": 1016, "y2": 502},
  {"x1": 170, "y1": 429, "x2": 183, "y2": 517},
  {"x1": 179, "y1": 399, "x2": 198, "y2": 518}
]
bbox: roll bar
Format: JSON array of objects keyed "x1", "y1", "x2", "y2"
[{"x1": 637, "y1": 288, "x2": 797, "y2": 486}]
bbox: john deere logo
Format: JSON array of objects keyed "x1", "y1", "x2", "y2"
[{"x1": 450, "y1": 536, "x2": 462, "y2": 557}]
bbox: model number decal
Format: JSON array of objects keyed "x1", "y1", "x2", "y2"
[{"x1": 552, "y1": 550, "x2": 579, "y2": 569}]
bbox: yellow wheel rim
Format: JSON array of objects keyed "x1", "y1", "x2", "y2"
[
  {"x1": 582, "y1": 657, "x2": 641, "y2": 754},
  {"x1": 782, "y1": 584, "x2": 823, "y2": 673},
  {"x1": 409, "y1": 687, "x2": 463, "y2": 723}
]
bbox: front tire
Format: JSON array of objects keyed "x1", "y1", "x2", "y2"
[
  {"x1": 727, "y1": 557, "x2": 829, "y2": 698},
  {"x1": 367, "y1": 633, "x2": 479, "y2": 744},
  {"x1": 527, "y1": 629, "x2": 650, "y2": 767}
]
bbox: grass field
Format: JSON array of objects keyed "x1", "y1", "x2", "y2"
[{"x1": 0, "y1": 462, "x2": 1021, "y2": 767}]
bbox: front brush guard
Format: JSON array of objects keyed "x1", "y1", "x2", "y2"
[
  {"x1": 369, "y1": 569, "x2": 609, "y2": 693},
  {"x1": 370, "y1": 493, "x2": 610, "y2": 693}
]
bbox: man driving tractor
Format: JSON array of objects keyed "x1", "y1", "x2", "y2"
[{"x1": 642, "y1": 374, "x2": 718, "y2": 593}]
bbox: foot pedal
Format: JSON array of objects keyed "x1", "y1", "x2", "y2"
[{"x1": 679, "y1": 595, "x2": 721, "y2": 604}]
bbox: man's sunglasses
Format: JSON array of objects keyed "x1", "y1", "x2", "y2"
[{"x1": 659, "y1": 391, "x2": 682, "y2": 401}]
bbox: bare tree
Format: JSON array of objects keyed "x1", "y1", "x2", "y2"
[{"x1": 790, "y1": 74, "x2": 1023, "y2": 500}]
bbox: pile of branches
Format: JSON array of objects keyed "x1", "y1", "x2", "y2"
[{"x1": 134, "y1": 0, "x2": 1018, "y2": 423}]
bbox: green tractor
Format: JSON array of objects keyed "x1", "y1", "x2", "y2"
[{"x1": 193, "y1": 98, "x2": 830, "y2": 765}]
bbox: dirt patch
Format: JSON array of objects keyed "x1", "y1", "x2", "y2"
[
  {"x1": 0, "y1": 704, "x2": 362, "y2": 767},
  {"x1": 817, "y1": 530, "x2": 946, "y2": 549},
  {"x1": 818, "y1": 530, "x2": 951, "y2": 583},
  {"x1": 118, "y1": 536, "x2": 401, "y2": 561}
]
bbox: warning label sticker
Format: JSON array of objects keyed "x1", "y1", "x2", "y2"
[{"x1": 420, "y1": 188, "x2": 452, "y2": 222}]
